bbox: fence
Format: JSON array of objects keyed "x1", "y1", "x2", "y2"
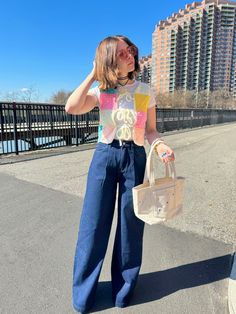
[{"x1": 1, "y1": 102, "x2": 236, "y2": 155}]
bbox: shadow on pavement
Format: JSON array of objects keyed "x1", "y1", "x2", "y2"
[{"x1": 90, "y1": 254, "x2": 232, "y2": 312}]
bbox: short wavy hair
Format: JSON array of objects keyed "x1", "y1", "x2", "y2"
[{"x1": 94, "y1": 35, "x2": 140, "y2": 90}]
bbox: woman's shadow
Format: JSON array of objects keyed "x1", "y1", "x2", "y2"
[{"x1": 91, "y1": 254, "x2": 232, "y2": 312}]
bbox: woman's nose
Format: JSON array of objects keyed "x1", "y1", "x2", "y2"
[{"x1": 127, "y1": 53, "x2": 133, "y2": 61}]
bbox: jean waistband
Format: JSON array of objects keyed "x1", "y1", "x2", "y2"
[{"x1": 111, "y1": 139, "x2": 139, "y2": 147}]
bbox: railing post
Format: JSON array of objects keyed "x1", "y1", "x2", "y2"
[
  {"x1": 12, "y1": 102, "x2": 19, "y2": 155},
  {"x1": 26, "y1": 104, "x2": 31, "y2": 129},
  {"x1": 191, "y1": 110, "x2": 193, "y2": 129},
  {"x1": 26, "y1": 104, "x2": 34, "y2": 150},
  {"x1": 161, "y1": 109, "x2": 165, "y2": 133},
  {"x1": 156, "y1": 107, "x2": 159, "y2": 131},
  {"x1": 75, "y1": 115, "x2": 79, "y2": 146},
  {"x1": 221, "y1": 110, "x2": 224, "y2": 124},
  {"x1": 0, "y1": 104, "x2": 4, "y2": 154},
  {"x1": 69, "y1": 114, "x2": 73, "y2": 146},
  {"x1": 0, "y1": 104, "x2": 3, "y2": 127},
  {"x1": 50, "y1": 106, "x2": 53, "y2": 130},
  {"x1": 177, "y1": 109, "x2": 180, "y2": 130},
  {"x1": 210, "y1": 109, "x2": 213, "y2": 125},
  {"x1": 200, "y1": 110, "x2": 203, "y2": 127}
]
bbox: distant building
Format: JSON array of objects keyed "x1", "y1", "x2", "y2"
[
  {"x1": 138, "y1": 55, "x2": 152, "y2": 84},
  {"x1": 152, "y1": 0, "x2": 236, "y2": 97}
]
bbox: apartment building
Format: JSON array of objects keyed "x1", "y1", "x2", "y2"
[
  {"x1": 138, "y1": 55, "x2": 152, "y2": 84},
  {"x1": 151, "y1": 0, "x2": 236, "y2": 97}
]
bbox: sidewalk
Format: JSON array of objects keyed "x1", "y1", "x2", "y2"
[
  {"x1": 0, "y1": 123, "x2": 236, "y2": 313},
  {"x1": 0, "y1": 171, "x2": 233, "y2": 314}
]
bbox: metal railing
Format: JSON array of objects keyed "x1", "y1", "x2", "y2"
[{"x1": 1, "y1": 101, "x2": 236, "y2": 155}]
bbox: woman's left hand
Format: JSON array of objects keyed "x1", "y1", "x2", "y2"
[{"x1": 155, "y1": 143, "x2": 175, "y2": 163}]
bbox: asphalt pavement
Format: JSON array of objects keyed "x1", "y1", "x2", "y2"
[{"x1": 0, "y1": 122, "x2": 235, "y2": 314}]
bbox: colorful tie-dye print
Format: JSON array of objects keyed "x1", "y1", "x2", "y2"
[
  {"x1": 100, "y1": 90, "x2": 118, "y2": 110},
  {"x1": 89, "y1": 81, "x2": 155, "y2": 146},
  {"x1": 134, "y1": 93, "x2": 150, "y2": 112}
]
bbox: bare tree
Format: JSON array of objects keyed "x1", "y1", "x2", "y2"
[
  {"x1": 50, "y1": 90, "x2": 72, "y2": 105},
  {"x1": 2, "y1": 86, "x2": 40, "y2": 103},
  {"x1": 155, "y1": 92, "x2": 172, "y2": 108},
  {"x1": 20, "y1": 86, "x2": 40, "y2": 102},
  {"x1": 3, "y1": 91, "x2": 21, "y2": 102},
  {"x1": 155, "y1": 88, "x2": 196, "y2": 108},
  {"x1": 153, "y1": 87, "x2": 236, "y2": 109}
]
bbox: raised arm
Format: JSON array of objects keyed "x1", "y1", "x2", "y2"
[{"x1": 65, "y1": 63, "x2": 98, "y2": 115}]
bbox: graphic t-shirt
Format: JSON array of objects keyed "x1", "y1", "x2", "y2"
[{"x1": 88, "y1": 80, "x2": 156, "y2": 143}]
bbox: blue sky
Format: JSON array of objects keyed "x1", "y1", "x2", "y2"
[{"x1": 0, "y1": 0, "x2": 191, "y2": 102}]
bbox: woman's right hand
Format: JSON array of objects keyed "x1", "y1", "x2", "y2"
[
  {"x1": 155, "y1": 143, "x2": 175, "y2": 163},
  {"x1": 90, "y1": 60, "x2": 96, "y2": 80}
]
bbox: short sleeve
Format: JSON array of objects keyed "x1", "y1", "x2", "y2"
[
  {"x1": 88, "y1": 86, "x2": 100, "y2": 107},
  {"x1": 148, "y1": 87, "x2": 156, "y2": 109}
]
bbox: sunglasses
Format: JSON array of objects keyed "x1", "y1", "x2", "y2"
[{"x1": 116, "y1": 45, "x2": 138, "y2": 60}]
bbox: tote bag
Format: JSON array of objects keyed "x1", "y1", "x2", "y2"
[{"x1": 132, "y1": 141, "x2": 185, "y2": 225}]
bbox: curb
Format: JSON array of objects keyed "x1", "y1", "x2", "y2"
[{"x1": 229, "y1": 252, "x2": 236, "y2": 314}]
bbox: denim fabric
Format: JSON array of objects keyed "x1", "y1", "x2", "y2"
[{"x1": 72, "y1": 140, "x2": 146, "y2": 312}]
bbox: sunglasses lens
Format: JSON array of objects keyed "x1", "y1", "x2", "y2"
[
  {"x1": 118, "y1": 50, "x2": 127, "y2": 59},
  {"x1": 117, "y1": 46, "x2": 137, "y2": 59},
  {"x1": 130, "y1": 46, "x2": 137, "y2": 56}
]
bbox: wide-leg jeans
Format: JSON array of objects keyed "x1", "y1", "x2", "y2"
[{"x1": 72, "y1": 139, "x2": 146, "y2": 313}]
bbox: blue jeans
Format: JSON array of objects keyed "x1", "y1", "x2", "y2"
[{"x1": 72, "y1": 140, "x2": 146, "y2": 313}]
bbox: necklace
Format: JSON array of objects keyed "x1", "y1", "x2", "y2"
[{"x1": 118, "y1": 78, "x2": 130, "y2": 86}]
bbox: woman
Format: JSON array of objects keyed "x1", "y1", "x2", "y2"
[{"x1": 65, "y1": 35, "x2": 175, "y2": 313}]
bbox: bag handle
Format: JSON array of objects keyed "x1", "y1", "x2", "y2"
[{"x1": 146, "y1": 139, "x2": 176, "y2": 186}]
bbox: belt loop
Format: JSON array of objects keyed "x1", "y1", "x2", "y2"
[{"x1": 119, "y1": 139, "x2": 122, "y2": 146}]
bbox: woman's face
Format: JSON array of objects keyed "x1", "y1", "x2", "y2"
[{"x1": 116, "y1": 40, "x2": 136, "y2": 76}]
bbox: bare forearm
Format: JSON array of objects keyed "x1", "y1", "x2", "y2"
[
  {"x1": 65, "y1": 73, "x2": 95, "y2": 113},
  {"x1": 146, "y1": 130, "x2": 162, "y2": 145}
]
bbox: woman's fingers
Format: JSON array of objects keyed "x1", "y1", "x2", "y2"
[
  {"x1": 160, "y1": 150, "x2": 175, "y2": 163},
  {"x1": 155, "y1": 143, "x2": 175, "y2": 163}
]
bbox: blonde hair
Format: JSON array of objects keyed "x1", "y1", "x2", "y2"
[{"x1": 94, "y1": 35, "x2": 140, "y2": 90}]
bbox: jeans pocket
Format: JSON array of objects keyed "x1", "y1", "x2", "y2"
[
  {"x1": 95, "y1": 142, "x2": 108, "y2": 152},
  {"x1": 88, "y1": 143, "x2": 109, "y2": 181}
]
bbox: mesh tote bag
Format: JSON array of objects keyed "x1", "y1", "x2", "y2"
[{"x1": 132, "y1": 140, "x2": 185, "y2": 225}]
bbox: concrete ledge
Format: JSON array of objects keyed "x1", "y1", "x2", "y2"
[
  {"x1": 0, "y1": 143, "x2": 97, "y2": 165},
  {"x1": 229, "y1": 252, "x2": 236, "y2": 314}
]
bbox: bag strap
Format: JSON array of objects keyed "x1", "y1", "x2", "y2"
[{"x1": 146, "y1": 139, "x2": 176, "y2": 186}]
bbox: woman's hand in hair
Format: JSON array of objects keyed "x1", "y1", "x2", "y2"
[{"x1": 90, "y1": 60, "x2": 96, "y2": 80}]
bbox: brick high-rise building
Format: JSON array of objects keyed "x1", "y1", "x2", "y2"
[
  {"x1": 138, "y1": 55, "x2": 152, "y2": 84},
  {"x1": 151, "y1": 0, "x2": 236, "y2": 97}
]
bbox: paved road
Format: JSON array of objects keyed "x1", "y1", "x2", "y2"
[{"x1": 0, "y1": 123, "x2": 235, "y2": 313}]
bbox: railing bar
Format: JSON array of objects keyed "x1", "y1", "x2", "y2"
[
  {"x1": 1, "y1": 102, "x2": 236, "y2": 155},
  {"x1": 19, "y1": 105, "x2": 23, "y2": 152},
  {"x1": 59, "y1": 106, "x2": 63, "y2": 147},
  {"x1": 45, "y1": 105, "x2": 49, "y2": 148}
]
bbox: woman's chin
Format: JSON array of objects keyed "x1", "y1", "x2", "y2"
[{"x1": 128, "y1": 65, "x2": 135, "y2": 72}]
